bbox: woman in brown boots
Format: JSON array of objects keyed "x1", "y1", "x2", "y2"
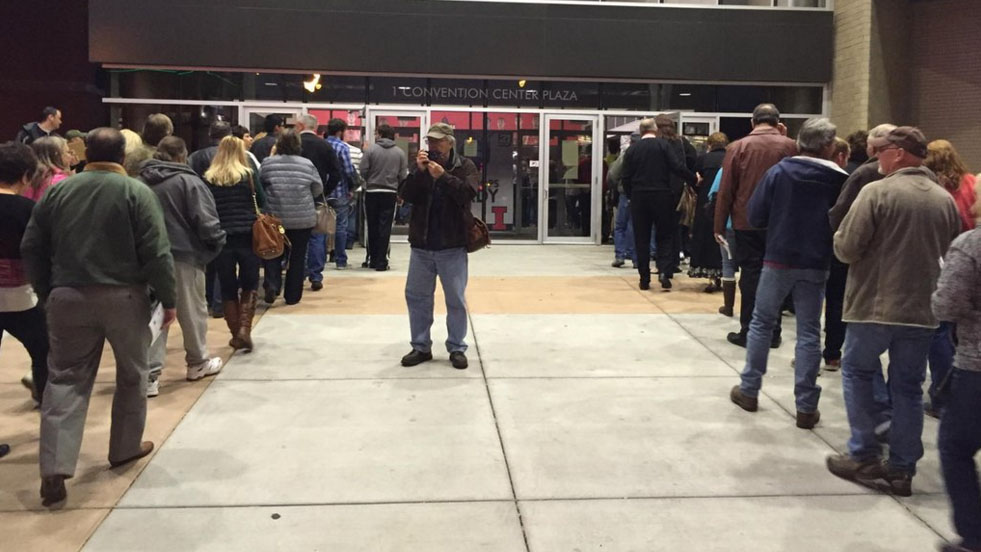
[{"x1": 205, "y1": 136, "x2": 265, "y2": 352}]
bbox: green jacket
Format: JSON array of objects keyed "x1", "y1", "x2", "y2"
[{"x1": 21, "y1": 162, "x2": 177, "y2": 308}]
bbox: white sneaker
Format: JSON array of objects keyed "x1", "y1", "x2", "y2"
[
  {"x1": 186, "y1": 357, "x2": 223, "y2": 382},
  {"x1": 146, "y1": 379, "x2": 160, "y2": 398}
]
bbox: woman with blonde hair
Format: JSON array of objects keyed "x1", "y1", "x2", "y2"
[
  {"x1": 926, "y1": 139, "x2": 976, "y2": 232},
  {"x1": 205, "y1": 135, "x2": 266, "y2": 352},
  {"x1": 25, "y1": 135, "x2": 72, "y2": 201}
]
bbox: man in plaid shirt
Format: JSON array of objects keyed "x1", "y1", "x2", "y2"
[{"x1": 325, "y1": 118, "x2": 359, "y2": 269}]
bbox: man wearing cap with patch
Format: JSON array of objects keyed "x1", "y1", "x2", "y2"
[
  {"x1": 827, "y1": 126, "x2": 961, "y2": 497},
  {"x1": 399, "y1": 123, "x2": 479, "y2": 370}
]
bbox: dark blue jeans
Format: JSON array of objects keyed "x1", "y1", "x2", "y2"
[
  {"x1": 842, "y1": 323, "x2": 933, "y2": 474},
  {"x1": 939, "y1": 369, "x2": 981, "y2": 549},
  {"x1": 929, "y1": 322, "x2": 956, "y2": 407}
]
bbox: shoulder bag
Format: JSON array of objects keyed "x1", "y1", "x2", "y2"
[
  {"x1": 248, "y1": 173, "x2": 290, "y2": 260},
  {"x1": 313, "y1": 194, "x2": 336, "y2": 236},
  {"x1": 466, "y1": 213, "x2": 491, "y2": 253}
]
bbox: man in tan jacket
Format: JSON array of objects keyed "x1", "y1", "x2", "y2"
[{"x1": 826, "y1": 126, "x2": 960, "y2": 497}]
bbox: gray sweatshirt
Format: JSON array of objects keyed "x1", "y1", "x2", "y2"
[
  {"x1": 139, "y1": 160, "x2": 226, "y2": 267},
  {"x1": 360, "y1": 138, "x2": 408, "y2": 192},
  {"x1": 933, "y1": 228, "x2": 981, "y2": 372},
  {"x1": 259, "y1": 155, "x2": 323, "y2": 230}
]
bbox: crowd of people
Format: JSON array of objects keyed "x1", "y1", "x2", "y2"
[
  {"x1": 1, "y1": 107, "x2": 478, "y2": 506},
  {"x1": 2, "y1": 103, "x2": 980, "y2": 551},
  {"x1": 606, "y1": 104, "x2": 979, "y2": 552}
]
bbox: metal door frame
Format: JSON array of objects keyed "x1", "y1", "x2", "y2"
[{"x1": 540, "y1": 112, "x2": 602, "y2": 244}]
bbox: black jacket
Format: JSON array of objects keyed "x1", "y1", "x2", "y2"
[
  {"x1": 621, "y1": 136, "x2": 696, "y2": 197},
  {"x1": 828, "y1": 157, "x2": 883, "y2": 231},
  {"x1": 208, "y1": 176, "x2": 263, "y2": 236},
  {"x1": 188, "y1": 146, "x2": 218, "y2": 178},
  {"x1": 300, "y1": 132, "x2": 342, "y2": 196},
  {"x1": 401, "y1": 150, "x2": 479, "y2": 251},
  {"x1": 16, "y1": 122, "x2": 56, "y2": 145},
  {"x1": 251, "y1": 135, "x2": 276, "y2": 163}
]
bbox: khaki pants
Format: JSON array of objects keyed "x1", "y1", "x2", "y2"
[
  {"x1": 149, "y1": 261, "x2": 208, "y2": 381},
  {"x1": 40, "y1": 285, "x2": 151, "y2": 477}
]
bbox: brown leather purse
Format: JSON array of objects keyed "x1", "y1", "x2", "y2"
[
  {"x1": 248, "y1": 174, "x2": 290, "y2": 260},
  {"x1": 466, "y1": 214, "x2": 491, "y2": 253}
]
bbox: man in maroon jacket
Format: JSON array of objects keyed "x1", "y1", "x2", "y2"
[{"x1": 714, "y1": 104, "x2": 798, "y2": 348}]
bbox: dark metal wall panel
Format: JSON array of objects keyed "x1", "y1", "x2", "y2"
[{"x1": 90, "y1": 0, "x2": 833, "y2": 83}]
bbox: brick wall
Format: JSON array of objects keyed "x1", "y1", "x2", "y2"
[
  {"x1": 868, "y1": 0, "x2": 912, "y2": 127},
  {"x1": 830, "y1": 0, "x2": 873, "y2": 136},
  {"x1": 910, "y1": 0, "x2": 981, "y2": 171}
]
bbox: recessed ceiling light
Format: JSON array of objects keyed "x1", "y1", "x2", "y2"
[{"x1": 679, "y1": 93, "x2": 692, "y2": 97}]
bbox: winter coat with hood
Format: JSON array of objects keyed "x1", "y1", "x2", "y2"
[
  {"x1": 16, "y1": 122, "x2": 57, "y2": 145},
  {"x1": 259, "y1": 154, "x2": 323, "y2": 230},
  {"x1": 747, "y1": 156, "x2": 848, "y2": 270},
  {"x1": 139, "y1": 159, "x2": 226, "y2": 267},
  {"x1": 361, "y1": 138, "x2": 408, "y2": 192}
]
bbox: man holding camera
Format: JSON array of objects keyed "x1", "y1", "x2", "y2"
[{"x1": 399, "y1": 123, "x2": 479, "y2": 370}]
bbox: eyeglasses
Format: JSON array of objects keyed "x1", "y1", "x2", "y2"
[{"x1": 876, "y1": 145, "x2": 902, "y2": 154}]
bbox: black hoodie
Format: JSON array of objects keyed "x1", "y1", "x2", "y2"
[{"x1": 139, "y1": 160, "x2": 226, "y2": 266}]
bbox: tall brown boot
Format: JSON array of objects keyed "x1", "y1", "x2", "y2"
[
  {"x1": 223, "y1": 300, "x2": 244, "y2": 349},
  {"x1": 237, "y1": 290, "x2": 257, "y2": 353},
  {"x1": 719, "y1": 279, "x2": 736, "y2": 317}
]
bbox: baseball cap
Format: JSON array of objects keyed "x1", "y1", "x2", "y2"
[
  {"x1": 65, "y1": 129, "x2": 87, "y2": 140},
  {"x1": 425, "y1": 123, "x2": 454, "y2": 140},
  {"x1": 868, "y1": 126, "x2": 928, "y2": 158}
]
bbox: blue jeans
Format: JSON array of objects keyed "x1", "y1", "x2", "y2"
[
  {"x1": 739, "y1": 266, "x2": 826, "y2": 413},
  {"x1": 841, "y1": 322, "x2": 933, "y2": 474},
  {"x1": 939, "y1": 369, "x2": 981, "y2": 549},
  {"x1": 720, "y1": 228, "x2": 737, "y2": 279},
  {"x1": 405, "y1": 247, "x2": 469, "y2": 353},
  {"x1": 330, "y1": 196, "x2": 352, "y2": 267},
  {"x1": 613, "y1": 194, "x2": 656, "y2": 262},
  {"x1": 929, "y1": 321, "x2": 955, "y2": 405},
  {"x1": 306, "y1": 234, "x2": 327, "y2": 283}
]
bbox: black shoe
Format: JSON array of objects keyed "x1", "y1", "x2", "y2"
[
  {"x1": 375, "y1": 265, "x2": 390, "y2": 272},
  {"x1": 727, "y1": 331, "x2": 747, "y2": 347},
  {"x1": 450, "y1": 351, "x2": 468, "y2": 369},
  {"x1": 612, "y1": 258, "x2": 625, "y2": 268},
  {"x1": 771, "y1": 335, "x2": 782, "y2": 349},
  {"x1": 401, "y1": 349, "x2": 433, "y2": 367},
  {"x1": 40, "y1": 475, "x2": 67, "y2": 507},
  {"x1": 311, "y1": 281, "x2": 324, "y2": 292},
  {"x1": 0, "y1": 443, "x2": 9, "y2": 459},
  {"x1": 639, "y1": 280, "x2": 650, "y2": 291},
  {"x1": 659, "y1": 275, "x2": 672, "y2": 290},
  {"x1": 263, "y1": 288, "x2": 276, "y2": 304}
]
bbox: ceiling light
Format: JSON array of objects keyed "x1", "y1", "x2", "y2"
[
  {"x1": 518, "y1": 80, "x2": 527, "y2": 88},
  {"x1": 303, "y1": 73, "x2": 321, "y2": 93},
  {"x1": 679, "y1": 93, "x2": 692, "y2": 97}
]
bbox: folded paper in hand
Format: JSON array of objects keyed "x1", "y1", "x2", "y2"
[{"x1": 149, "y1": 301, "x2": 165, "y2": 344}]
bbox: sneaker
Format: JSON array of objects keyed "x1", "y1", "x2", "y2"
[
  {"x1": 450, "y1": 351, "x2": 468, "y2": 370},
  {"x1": 336, "y1": 263, "x2": 348, "y2": 270},
  {"x1": 612, "y1": 258, "x2": 625, "y2": 268},
  {"x1": 311, "y1": 281, "x2": 324, "y2": 292},
  {"x1": 826, "y1": 453, "x2": 883, "y2": 486},
  {"x1": 796, "y1": 410, "x2": 820, "y2": 429},
  {"x1": 825, "y1": 358, "x2": 841, "y2": 371},
  {"x1": 730, "y1": 385, "x2": 758, "y2": 412},
  {"x1": 401, "y1": 349, "x2": 433, "y2": 367},
  {"x1": 186, "y1": 357, "x2": 223, "y2": 382},
  {"x1": 855, "y1": 460, "x2": 913, "y2": 497},
  {"x1": 146, "y1": 379, "x2": 160, "y2": 398}
]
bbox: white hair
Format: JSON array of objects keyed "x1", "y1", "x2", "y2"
[
  {"x1": 868, "y1": 123, "x2": 897, "y2": 139},
  {"x1": 298, "y1": 114, "x2": 318, "y2": 131},
  {"x1": 796, "y1": 117, "x2": 837, "y2": 155}
]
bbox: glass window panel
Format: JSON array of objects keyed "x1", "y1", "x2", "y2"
[
  {"x1": 368, "y1": 77, "x2": 429, "y2": 105},
  {"x1": 547, "y1": 118, "x2": 594, "y2": 238},
  {"x1": 660, "y1": 84, "x2": 717, "y2": 111},
  {"x1": 114, "y1": 103, "x2": 238, "y2": 153},
  {"x1": 717, "y1": 85, "x2": 823, "y2": 114},
  {"x1": 720, "y1": 0, "x2": 774, "y2": 5},
  {"x1": 114, "y1": 70, "x2": 243, "y2": 101},
  {"x1": 541, "y1": 81, "x2": 599, "y2": 109},
  {"x1": 601, "y1": 82, "x2": 658, "y2": 111},
  {"x1": 662, "y1": 0, "x2": 718, "y2": 4},
  {"x1": 776, "y1": 0, "x2": 825, "y2": 6},
  {"x1": 485, "y1": 79, "x2": 543, "y2": 108}
]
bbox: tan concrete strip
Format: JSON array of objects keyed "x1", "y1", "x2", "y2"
[{"x1": 0, "y1": 309, "x2": 269, "y2": 551}]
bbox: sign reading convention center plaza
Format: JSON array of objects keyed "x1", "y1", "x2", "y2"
[{"x1": 392, "y1": 85, "x2": 578, "y2": 104}]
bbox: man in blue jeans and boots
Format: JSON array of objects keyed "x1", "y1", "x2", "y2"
[
  {"x1": 728, "y1": 118, "x2": 848, "y2": 429},
  {"x1": 826, "y1": 126, "x2": 960, "y2": 497},
  {"x1": 324, "y1": 118, "x2": 358, "y2": 270},
  {"x1": 398, "y1": 123, "x2": 479, "y2": 370}
]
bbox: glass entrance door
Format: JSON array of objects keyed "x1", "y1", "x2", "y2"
[
  {"x1": 542, "y1": 114, "x2": 600, "y2": 243},
  {"x1": 366, "y1": 110, "x2": 428, "y2": 239}
]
